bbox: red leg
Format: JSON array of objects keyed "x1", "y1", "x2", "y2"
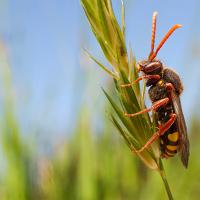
[
  {"x1": 125, "y1": 97, "x2": 169, "y2": 117},
  {"x1": 121, "y1": 75, "x2": 160, "y2": 87},
  {"x1": 165, "y1": 82, "x2": 174, "y2": 91},
  {"x1": 134, "y1": 113, "x2": 177, "y2": 153},
  {"x1": 165, "y1": 83, "x2": 177, "y2": 99}
]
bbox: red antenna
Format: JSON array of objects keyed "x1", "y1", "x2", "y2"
[
  {"x1": 148, "y1": 11, "x2": 158, "y2": 59},
  {"x1": 148, "y1": 12, "x2": 182, "y2": 61}
]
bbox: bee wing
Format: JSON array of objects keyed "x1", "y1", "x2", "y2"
[{"x1": 171, "y1": 91, "x2": 189, "y2": 168}]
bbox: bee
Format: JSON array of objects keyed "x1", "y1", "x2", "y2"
[{"x1": 122, "y1": 12, "x2": 189, "y2": 167}]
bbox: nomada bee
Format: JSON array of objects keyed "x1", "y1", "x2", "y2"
[{"x1": 122, "y1": 12, "x2": 189, "y2": 167}]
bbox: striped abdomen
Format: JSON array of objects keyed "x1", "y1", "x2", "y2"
[{"x1": 160, "y1": 125, "x2": 180, "y2": 158}]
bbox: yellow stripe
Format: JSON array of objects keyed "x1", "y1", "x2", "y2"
[
  {"x1": 163, "y1": 152, "x2": 174, "y2": 157},
  {"x1": 167, "y1": 145, "x2": 178, "y2": 151},
  {"x1": 160, "y1": 139, "x2": 164, "y2": 144},
  {"x1": 166, "y1": 151, "x2": 175, "y2": 156},
  {"x1": 168, "y1": 132, "x2": 179, "y2": 142},
  {"x1": 162, "y1": 153, "x2": 169, "y2": 158}
]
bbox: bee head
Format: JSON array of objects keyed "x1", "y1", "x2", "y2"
[{"x1": 137, "y1": 60, "x2": 163, "y2": 75}]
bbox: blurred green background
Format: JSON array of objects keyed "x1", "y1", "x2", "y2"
[{"x1": 0, "y1": 0, "x2": 199, "y2": 199}]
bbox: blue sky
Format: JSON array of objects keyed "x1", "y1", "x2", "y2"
[{"x1": 0, "y1": 0, "x2": 199, "y2": 137}]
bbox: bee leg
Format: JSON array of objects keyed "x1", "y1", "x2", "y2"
[
  {"x1": 125, "y1": 97, "x2": 169, "y2": 117},
  {"x1": 133, "y1": 113, "x2": 177, "y2": 153},
  {"x1": 166, "y1": 83, "x2": 178, "y2": 98},
  {"x1": 165, "y1": 82, "x2": 174, "y2": 91},
  {"x1": 121, "y1": 75, "x2": 160, "y2": 87}
]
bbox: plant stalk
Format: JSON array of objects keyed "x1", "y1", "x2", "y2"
[{"x1": 159, "y1": 159, "x2": 174, "y2": 200}]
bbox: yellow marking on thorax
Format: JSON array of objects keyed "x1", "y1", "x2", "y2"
[
  {"x1": 168, "y1": 132, "x2": 179, "y2": 142},
  {"x1": 157, "y1": 80, "x2": 164, "y2": 86},
  {"x1": 166, "y1": 145, "x2": 178, "y2": 151}
]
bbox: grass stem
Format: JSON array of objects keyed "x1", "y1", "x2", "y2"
[{"x1": 159, "y1": 159, "x2": 174, "y2": 200}]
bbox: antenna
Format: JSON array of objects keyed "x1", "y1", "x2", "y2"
[
  {"x1": 149, "y1": 24, "x2": 182, "y2": 61},
  {"x1": 148, "y1": 11, "x2": 158, "y2": 59}
]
